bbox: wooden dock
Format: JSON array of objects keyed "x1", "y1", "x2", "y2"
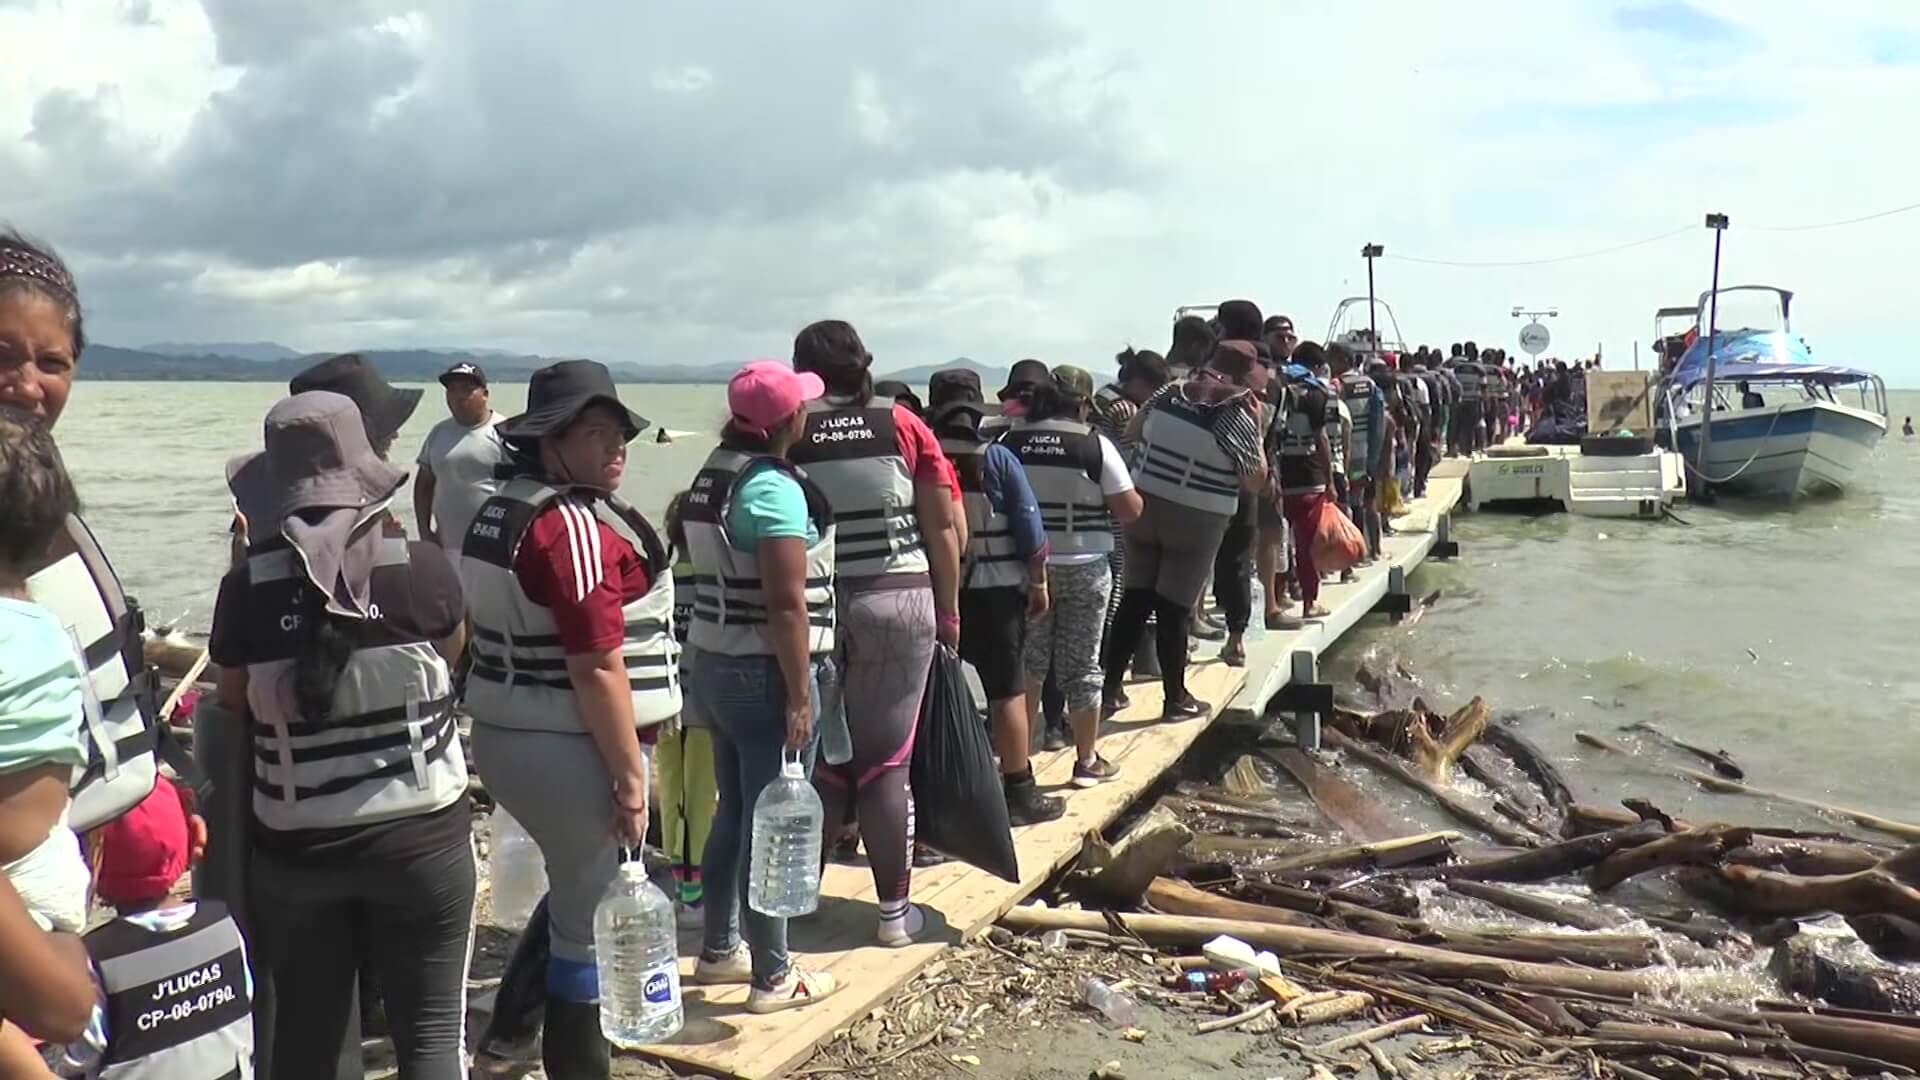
[{"x1": 645, "y1": 470, "x2": 1466, "y2": 1079}]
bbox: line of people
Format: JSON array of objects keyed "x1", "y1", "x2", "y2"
[{"x1": 0, "y1": 227, "x2": 1541, "y2": 1080}]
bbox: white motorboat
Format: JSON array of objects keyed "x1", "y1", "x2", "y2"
[
  {"x1": 1663, "y1": 286, "x2": 1886, "y2": 499},
  {"x1": 1325, "y1": 296, "x2": 1410, "y2": 365}
]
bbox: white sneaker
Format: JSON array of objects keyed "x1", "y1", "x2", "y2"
[
  {"x1": 747, "y1": 967, "x2": 839, "y2": 1014},
  {"x1": 675, "y1": 901, "x2": 705, "y2": 931},
  {"x1": 690, "y1": 943, "x2": 751, "y2": 985},
  {"x1": 876, "y1": 903, "x2": 926, "y2": 948}
]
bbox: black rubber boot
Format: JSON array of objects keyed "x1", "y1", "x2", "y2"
[
  {"x1": 540, "y1": 999, "x2": 611, "y2": 1080},
  {"x1": 477, "y1": 897, "x2": 551, "y2": 1064}
]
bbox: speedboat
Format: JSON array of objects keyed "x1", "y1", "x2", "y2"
[
  {"x1": 1664, "y1": 286, "x2": 1886, "y2": 499},
  {"x1": 1325, "y1": 296, "x2": 1410, "y2": 365}
]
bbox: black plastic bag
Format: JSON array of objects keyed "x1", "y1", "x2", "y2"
[{"x1": 910, "y1": 644, "x2": 1020, "y2": 882}]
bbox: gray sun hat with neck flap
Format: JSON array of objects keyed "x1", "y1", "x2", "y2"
[{"x1": 257, "y1": 390, "x2": 409, "y2": 618}]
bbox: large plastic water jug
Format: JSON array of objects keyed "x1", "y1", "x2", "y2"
[
  {"x1": 592, "y1": 857, "x2": 683, "y2": 1046},
  {"x1": 488, "y1": 808, "x2": 547, "y2": 930},
  {"x1": 748, "y1": 752, "x2": 824, "y2": 917}
]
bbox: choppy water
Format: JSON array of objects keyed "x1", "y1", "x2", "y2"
[
  {"x1": 54, "y1": 382, "x2": 1920, "y2": 826},
  {"x1": 1330, "y1": 390, "x2": 1920, "y2": 828}
]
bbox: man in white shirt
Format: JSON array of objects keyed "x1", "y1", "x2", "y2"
[{"x1": 414, "y1": 361, "x2": 506, "y2": 559}]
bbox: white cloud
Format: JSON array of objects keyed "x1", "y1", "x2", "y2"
[{"x1": 6, "y1": 0, "x2": 1920, "y2": 381}]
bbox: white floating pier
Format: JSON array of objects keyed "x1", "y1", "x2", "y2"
[{"x1": 1465, "y1": 443, "x2": 1684, "y2": 519}]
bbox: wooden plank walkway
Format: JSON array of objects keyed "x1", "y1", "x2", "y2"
[{"x1": 645, "y1": 471, "x2": 1466, "y2": 1079}]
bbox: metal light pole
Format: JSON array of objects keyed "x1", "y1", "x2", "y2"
[
  {"x1": 1697, "y1": 213, "x2": 1730, "y2": 488},
  {"x1": 1361, "y1": 243, "x2": 1384, "y2": 344}
]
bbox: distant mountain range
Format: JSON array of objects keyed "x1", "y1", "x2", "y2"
[
  {"x1": 140, "y1": 341, "x2": 304, "y2": 363},
  {"x1": 877, "y1": 357, "x2": 1012, "y2": 387},
  {"x1": 83, "y1": 342, "x2": 1025, "y2": 385}
]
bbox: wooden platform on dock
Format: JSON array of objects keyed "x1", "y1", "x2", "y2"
[{"x1": 644, "y1": 471, "x2": 1466, "y2": 1079}]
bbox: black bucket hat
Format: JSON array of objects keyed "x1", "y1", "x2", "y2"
[
  {"x1": 872, "y1": 379, "x2": 925, "y2": 416},
  {"x1": 926, "y1": 367, "x2": 994, "y2": 426},
  {"x1": 290, "y1": 353, "x2": 423, "y2": 447},
  {"x1": 998, "y1": 359, "x2": 1053, "y2": 401},
  {"x1": 498, "y1": 360, "x2": 649, "y2": 447}
]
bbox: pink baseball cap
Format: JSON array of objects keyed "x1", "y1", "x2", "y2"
[{"x1": 729, "y1": 360, "x2": 823, "y2": 436}]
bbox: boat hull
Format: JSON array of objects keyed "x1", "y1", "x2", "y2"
[{"x1": 1674, "y1": 400, "x2": 1884, "y2": 498}]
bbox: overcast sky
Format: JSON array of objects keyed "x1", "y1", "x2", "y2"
[{"x1": 5, "y1": 0, "x2": 1920, "y2": 381}]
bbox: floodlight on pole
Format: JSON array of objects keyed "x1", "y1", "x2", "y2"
[{"x1": 1360, "y1": 243, "x2": 1384, "y2": 343}]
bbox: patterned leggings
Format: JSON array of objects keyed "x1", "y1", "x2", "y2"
[
  {"x1": 1024, "y1": 560, "x2": 1113, "y2": 713},
  {"x1": 815, "y1": 584, "x2": 935, "y2": 906}
]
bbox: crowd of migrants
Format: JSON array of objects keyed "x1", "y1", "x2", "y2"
[{"x1": 0, "y1": 230, "x2": 1604, "y2": 1080}]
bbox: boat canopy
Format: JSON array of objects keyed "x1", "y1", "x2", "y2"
[
  {"x1": 1325, "y1": 297, "x2": 1409, "y2": 357},
  {"x1": 1670, "y1": 328, "x2": 1875, "y2": 388}
]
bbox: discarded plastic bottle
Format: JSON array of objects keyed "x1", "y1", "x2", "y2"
[
  {"x1": 1081, "y1": 977, "x2": 1138, "y2": 1027},
  {"x1": 593, "y1": 855, "x2": 683, "y2": 1046},
  {"x1": 748, "y1": 751, "x2": 824, "y2": 917},
  {"x1": 488, "y1": 808, "x2": 547, "y2": 931},
  {"x1": 1038, "y1": 930, "x2": 1069, "y2": 952},
  {"x1": 1163, "y1": 969, "x2": 1248, "y2": 993}
]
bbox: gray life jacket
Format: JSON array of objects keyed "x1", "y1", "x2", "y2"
[
  {"x1": 461, "y1": 479, "x2": 682, "y2": 732},
  {"x1": 1133, "y1": 390, "x2": 1241, "y2": 516},
  {"x1": 241, "y1": 538, "x2": 468, "y2": 831},
  {"x1": 1340, "y1": 373, "x2": 1380, "y2": 479},
  {"x1": 938, "y1": 437, "x2": 1029, "y2": 589},
  {"x1": 1454, "y1": 364, "x2": 1483, "y2": 401},
  {"x1": 786, "y1": 399, "x2": 928, "y2": 581},
  {"x1": 25, "y1": 515, "x2": 160, "y2": 831},
  {"x1": 84, "y1": 901, "x2": 253, "y2": 1080},
  {"x1": 680, "y1": 449, "x2": 838, "y2": 657},
  {"x1": 998, "y1": 417, "x2": 1114, "y2": 556}
]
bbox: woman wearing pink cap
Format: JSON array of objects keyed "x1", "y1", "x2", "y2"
[{"x1": 678, "y1": 361, "x2": 842, "y2": 1012}]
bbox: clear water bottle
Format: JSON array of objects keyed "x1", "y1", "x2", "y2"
[
  {"x1": 488, "y1": 808, "x2": 547, "y2": 931},
  {"x1": 1081, "y1": 977, "x2": 1138, "y2": 1027},
  {"x1": 748, "y1": 752, "x2": 824, "y2": 917},
  {"x1": 1248, "y1": 576, "x2": 1267, "y2": 642},
  {"x1": 816, "y1": 657, "x2": 852, "y2": 766},
  {"x1": 593, "y1": 856, "x2": 683, "y2": 1046}
]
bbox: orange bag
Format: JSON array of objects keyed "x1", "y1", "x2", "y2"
[{"x1": 1310, "y1": 497, "x2": 1367, "y2": 573}]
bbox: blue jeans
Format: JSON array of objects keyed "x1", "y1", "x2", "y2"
[{"x1": 689, "y1": 653, "x2": 822, "y2": 989}]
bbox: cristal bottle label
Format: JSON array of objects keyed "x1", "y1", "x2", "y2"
[{"x1": 642, "y1": 962, "x2": 679, "y2": 1005}]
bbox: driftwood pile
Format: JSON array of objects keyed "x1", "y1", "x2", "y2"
[{"x1": 1003, "y1": 662, "x2": 1920, "y2": 1078}]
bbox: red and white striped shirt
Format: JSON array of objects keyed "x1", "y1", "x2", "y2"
[{"x1": 512, "y1": 494, "x2": 653, "y2": 654}]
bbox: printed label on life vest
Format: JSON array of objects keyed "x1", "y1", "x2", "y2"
[
  {"x1": 138, "y1": 960, "x2": 239, "y2": 1031},
  {"x1": 643, "y1": 962, "x2": 679, "y2": 1005},
  {"x1": 1019, "y1": 432, "x2": 1069, "y2": 457},
  {"x1": 470, "y1": 501, "x2": 509, "y2": 543},
  {"x1": 810, "y1": 414, "x2": 877, "y2": 444}
]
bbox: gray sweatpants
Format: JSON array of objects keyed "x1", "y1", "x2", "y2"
[{"x1": 472, "y1": 725, "x2": 651, "y2": 990}]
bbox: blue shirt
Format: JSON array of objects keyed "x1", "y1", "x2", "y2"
[
  {"x1": 978, "y1": 442, "x2": 1049, "y2": 563},
  {"x1": 1356, "y1": 383, "x2": 1387, "y2": 475},
  {"x1": 0, "y1": 598, "x2": 87, "y2": 775},
  {"x1": 726, "y1": 460, "x2": 821, "y2": 550}
]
